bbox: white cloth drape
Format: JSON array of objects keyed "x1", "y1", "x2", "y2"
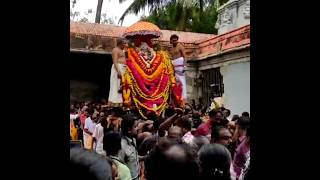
[
  {"x1": 172, "y1": 57, "x2": 187, "y2": 100},
  {"x1": 108, "y1": 64, "x2": 126, "y2": 104}
]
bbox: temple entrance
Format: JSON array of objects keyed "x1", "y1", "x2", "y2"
[
  {"x1": 201, "y1": 68, "x2": 224, "y2": 107},
  {"x1": 70, "y1": 52, "x2": 113, "y2": 102}
]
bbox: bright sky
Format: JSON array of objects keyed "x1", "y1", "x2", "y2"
[{"x1": 70, "y1": 0, "x2": 149, "y2": 26}]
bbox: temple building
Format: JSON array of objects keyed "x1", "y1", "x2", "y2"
[{"x1": 70, "y1": 0, "x2": 250, "y2": 115}]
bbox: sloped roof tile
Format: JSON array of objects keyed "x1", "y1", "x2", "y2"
[{"x1": 70, "y1": 22, "x2": 215, "y2": 43}]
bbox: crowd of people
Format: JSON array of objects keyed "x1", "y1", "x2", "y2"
[{"x1": 70, "y1": 100, "x2": 251, "y2": 180}]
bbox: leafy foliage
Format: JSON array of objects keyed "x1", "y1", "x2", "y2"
[
  {"x1": 118, "y1": 0, "x2": 231, "y2": 33},
  {"x1": 145, "y1": 2, "x2": 218, "y2": 34},
  {"x1": 118, "y1": 0, "x2": 172, "y2": 25}
]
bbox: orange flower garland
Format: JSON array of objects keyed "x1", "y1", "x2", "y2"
[
  {"x1": 122, "y1": 48, "x2": 176, "y2": 118},
  {"x1": 129, "y1": 53, "x2": 164, "y2": 80}
]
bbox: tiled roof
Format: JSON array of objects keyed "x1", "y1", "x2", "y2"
[
  {"x1": 159, "y1": 29, "x2": 215, "y2": 44},
  {"x1": 70, "y1": 22, "x2": 215, "y2": 43},
  {"x1": 70, "y1": 22, "x2": 126, "y2": 37},
  {"x1": 70, "y1": 22, "x2": 250, "y2": 60}
]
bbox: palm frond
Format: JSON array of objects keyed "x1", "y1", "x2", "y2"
[
  {"x1": 118, "y1": 0, "x2": 171, "y2": 25},
  {"x1": 118, "y1": 0, "x2": 147, "y2": 25}
]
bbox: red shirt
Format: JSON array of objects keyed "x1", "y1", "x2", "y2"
[{"x1": 195, "y1": 122, "x2": 212, "y2": 136}]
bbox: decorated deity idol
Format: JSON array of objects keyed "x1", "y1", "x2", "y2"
[{"x1": 121, "y1": 21, "x2": 179, "y2": 119}]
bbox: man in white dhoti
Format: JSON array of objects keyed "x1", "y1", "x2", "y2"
[
  {"x1": 108, "y1": 38, "x2": 127, "y2": 107},
  {"x1": 83, "y1": 110, "x2": 98, "y2": 149},
  {"x1": 169, "y1": 34, "x2": 187, "y2": 103}
]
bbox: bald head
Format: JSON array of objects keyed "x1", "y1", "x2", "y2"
[{"x1": 165, "y1": 145, "x2": 186, "y2": 159}]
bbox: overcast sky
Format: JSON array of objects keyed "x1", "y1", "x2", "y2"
[{"x1": 70, "y1": 0, "x2": 149, "y2": 26}]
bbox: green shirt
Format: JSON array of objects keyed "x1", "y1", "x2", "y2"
[{"x1": 110, "y1": 156, "x2": 132, "y2": 180}]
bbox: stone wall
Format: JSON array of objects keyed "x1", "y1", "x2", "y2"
[
  {"x1": 187, "y1": 47, "x2": 250, "y2": 111},
  {"x1": 220, "y1": 60, "x2": 250, "y2": 115},
  {"x1": 216, "y1": 0, "x2": 250, "y2": 35}
]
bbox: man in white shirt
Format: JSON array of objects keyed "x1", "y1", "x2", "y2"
[
  {"x1": 70, "y1": 107, "x2": 80, "y2": 123},
  {"x1": 83, "y1": 110, "x2": 98, "y2": 149},
  {"x1": 173, "y1": 116, "x2": 194, "y2": 145},
  {"x1": 92, "y1": 117, "x2": 107, "y2": 156},
  {"x1": 70, "y1": 114, "x2": 78, "y2": 121}
]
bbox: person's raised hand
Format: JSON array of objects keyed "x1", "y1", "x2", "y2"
[{"x1": 175, "y1": 107, "x2": 184, "y2": 116}]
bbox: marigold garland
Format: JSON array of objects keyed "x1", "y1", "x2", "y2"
[
  {"x1": 122, "y1": 48, "x2": 177, "y2": 118},
  {"x1": 129, "y1": 48, "x2": 162, "y2": 74}
]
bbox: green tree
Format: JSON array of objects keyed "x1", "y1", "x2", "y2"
[
  {"x1": 190, "y1": 5, "x2": 219, "y2": 34},
  {"x1": 118, "y1": 0, "x2": 166, "y2": 25},
  {"x1": 119, "y1": 0, "x2": 229, "y2": 25},
  {"x1": 145, "y1": 2, "x2": 218, "y2": 33}
]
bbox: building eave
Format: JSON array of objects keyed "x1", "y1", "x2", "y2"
[
  {"x1": 70, "y1": 48, "x2": 111, "y2": 54},
  {"x1": 191, "y1": 44, "x2": 250, "y2": 61}
]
